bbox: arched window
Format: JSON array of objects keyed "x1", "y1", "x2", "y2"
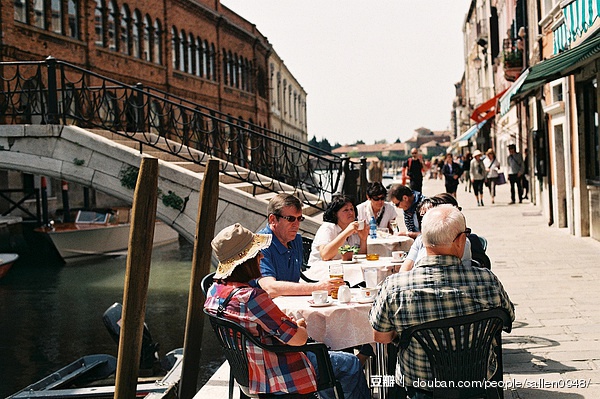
[
  {"x1": 107, "y1": 1, "x2": 117, "y2": 51},
  {"x1": 94, "y1": 0, "x2": 104, "y2": 46},
  {"x1": 33, "y1": 0, "x2": 45, "y2": 29},
  {"x1": 51, "y1": 0, "x2": 62, "y2": 34},
  {"x1": 202, "y1": 40, "x2": 209, "y2": 78},
  {"x1": 14, "y1": 0, "x2": 27, "y2": 23},
  {"x1": 132, "y1": 10, "x2": 142, "y2": 58},
  {"x1": 143, "y1": 15, "x2": 152, "y2": 61},
  {"x1": 179, "y1": 30, "x2": 186, "y2": 71},
  {"x1": 248, "y1": 61, "x2": 253, "y2": 92},
  {"x1": 232, "y1": 53, "x2": 238, "y2": 88},
  {"x1": 222, "y1": 49, "x2": 228, "y2": 85},
  {"x1": 227, "y1": 51, "x2": 235, "y2": 86},
  {"x1": 119, "y1": 5, "x2": 130, "y2": 55},
  {"x1": 67, "y1": 0, "x2": 79, "y2": 39},
  {"x1": 188, "y1": 33, "x2": 195, "y2": 74},
  {"x1": 196, "y1": 36, "x2": 202, "y2": 77},
  {"x1": 171, "y1": 26, "x2": 179, "y2": 69},
  {"x1": 210, "y1": 43, "x2": 216, "y2": 81},
  {"x1": 153, "y1": 19, "x2": 162, "y2": 64}
]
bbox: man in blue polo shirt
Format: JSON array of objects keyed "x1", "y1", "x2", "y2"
[{"x1": 258, "y1": 193, "x2": 337, "y2": 297}]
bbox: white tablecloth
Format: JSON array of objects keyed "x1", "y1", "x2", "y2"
[
  {"x1": 303, "y1": 257, "x2": 398, "y2": 286},
  {"x1": 273, "y1": 289, "x2": 373, "y2": 350},
  {"x1": 367, "y1": 235, "x2": 413, "y2": 256}
]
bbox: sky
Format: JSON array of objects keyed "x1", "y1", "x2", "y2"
[{"x1": 222, "y1": 1, "x2": 472, "y2": 146}]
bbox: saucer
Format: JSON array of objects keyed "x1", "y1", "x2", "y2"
[
  {"x1": 356, "y1": 297, "x2": 375, "y2": 303},
  {"x1": 354, "y1": 254, "x2": 367, "y2": 259},
  {"x1": 308, "y1": 300, "x2": 333, "y2": 307},
  {"x1": 390, "y1": 258, "x2": 405, "y2": 263},
  {"x1": 341, "y1": 259, "x2": 357, "y2": 264}
]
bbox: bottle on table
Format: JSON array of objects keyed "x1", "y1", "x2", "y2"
[{"x1": 369, "y1": 216, "x2": 377, "y2": 239}]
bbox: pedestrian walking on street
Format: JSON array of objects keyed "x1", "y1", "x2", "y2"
[
  {"x1": 484, "y1": 148, "x2": 501, "y2": 204},
  {"x1": 463, "y1": 152, "x2": 473, "y2": 193},
  {"x1": 470, "y1": 150, "x2": 486, "y2": 206},
  {"x1": 442, "y1": 153, "x2": 463, "y2": 198},
  {"x1": 522, "y1": 147, "x2": 530, "y2": 200},
  {"x1": 507, "y1": 144, "x2": 525, "y2": 204},
  {"x1": 403, "y1": 149, "x2": 424, "y2": 193}
]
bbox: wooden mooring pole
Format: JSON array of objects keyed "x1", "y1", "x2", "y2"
[
  {"x1": 114, "y1": 158, "x2": 159, "y2": 399},
  {"x1": 179, "y1": 159, "x2": 220, "y2": 399}
]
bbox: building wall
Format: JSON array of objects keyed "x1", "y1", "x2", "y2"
[
  {"x1": 268, "y1": 50, "x2": 308, "y2": 144},
  {"x1": 2, "y1": 0, "x2": 276, "y2": 128}
]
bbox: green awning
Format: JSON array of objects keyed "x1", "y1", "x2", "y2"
[{"x1": 516, "y1": 33, "x2": 600, "y2": 97}]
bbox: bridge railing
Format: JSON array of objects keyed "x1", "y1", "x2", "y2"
[{"x1": 0, "y1": 57, "x2": 366, "y2": 210}]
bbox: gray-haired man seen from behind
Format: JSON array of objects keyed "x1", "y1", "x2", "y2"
[{"x1": 369, "y1": 204, "x2": 515, "y2": 399}]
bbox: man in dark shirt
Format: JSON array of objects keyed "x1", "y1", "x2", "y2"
[{"x1": 403, "y1": 149, "x2": 424, "y2": 193}]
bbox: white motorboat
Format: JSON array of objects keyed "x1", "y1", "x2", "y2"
[{"x1": 35, "y1": 208, "x2": 179, "y2": 263}]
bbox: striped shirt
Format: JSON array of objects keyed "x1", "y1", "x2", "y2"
[
  {"x1": 204, "y1": 282, "x2": 317, "y2": 394},
  {"x1": 369, "y1": 255, "x2": 515, "y2": 387}
]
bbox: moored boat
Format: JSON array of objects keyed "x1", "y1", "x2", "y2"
[
  {"x1": 0, "y1": 253, "x2": 19, "y2": 279},
  {"x1": 35, "y1": 208, "x2": 179, "y2": 263},
  {"x1": 7, "y1": 349, "x2": 183, "y2": 399}
]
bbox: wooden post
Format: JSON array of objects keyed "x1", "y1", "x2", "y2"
[
  {"x1": 114, "y1": 158, "x2": 159, "y2": 399},
  {"x1": 179, "y1": 159, "x2": 220, "y2": 399}
]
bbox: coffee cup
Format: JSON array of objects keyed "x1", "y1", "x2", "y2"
[
  {"x1": 312, "y1": 290, "x2": 328, "y2": 304},
  {"x1": 392, "y1": 251, "x2": 406, "y2": 261},
  {"x1": 360, "y1": 287, "x2": 378, "y2": 300},
  {"x1": 357, "y1": 220, "x2": 365, "y2": 230}
]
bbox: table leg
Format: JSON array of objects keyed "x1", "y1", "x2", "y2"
[{"x1": 375, "y1": 342, "x2": 388, "y2": 399}]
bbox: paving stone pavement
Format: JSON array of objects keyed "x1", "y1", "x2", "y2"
[
  {"x1": 197, "y1": 176, "x2": 600, "y2": 399},
  {"x1": 424, "y1": 176, "x2": 600, "y2": 399}
]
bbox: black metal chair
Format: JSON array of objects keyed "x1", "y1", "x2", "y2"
[
  {"x1": 398, "y1": 308, "x2": 512, "y2": 399},
  {"x1": 203, "y1": 308, "x2": 344, "y2": 399},
  {"x1": 300, "y1": 236, "x2": 319, "y2": 283},
  {"x1": 201, "y1": 271, "x2": 215, "y2": 298}
]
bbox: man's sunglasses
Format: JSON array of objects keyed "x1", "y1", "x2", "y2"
[
  {"x1": 453, "y1": 227, "x2": 472, "y2": 242},
  {"x1": 370, "y1": 195, "x2": 386, "y2": 201},
  {"x1": 274, "y1": 214, "x2": 305, "y2": 223}
]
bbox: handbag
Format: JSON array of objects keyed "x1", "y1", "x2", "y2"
[{"x1": 496, "y1": 172, "x2": 507, "y2": 185}]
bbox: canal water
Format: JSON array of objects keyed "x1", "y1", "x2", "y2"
[{"x1": 0, "y1": 239, "x2": 224, "y2": 397}]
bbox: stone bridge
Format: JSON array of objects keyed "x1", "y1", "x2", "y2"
[{"x1": 0, "y1": 124, "x2": 322, "y2": 243}]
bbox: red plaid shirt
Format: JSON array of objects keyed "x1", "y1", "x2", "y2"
[{"x1": 204, "y1": 282, "x2": 317, "y2": 395}]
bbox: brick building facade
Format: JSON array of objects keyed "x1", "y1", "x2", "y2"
[{"x1": 2, "y1": 0, "x2": 276, "y2": 128}]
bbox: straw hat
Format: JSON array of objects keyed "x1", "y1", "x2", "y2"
[
  {"x1": 473, "y1": 149, "x2": 483, "y2": 157},
  {"x1": 212, "y1": 223, "x2": 272, "y2": 279}
]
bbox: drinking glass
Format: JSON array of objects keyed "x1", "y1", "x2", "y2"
[{"x1": 329, "y1": 264, "x2": 344, "y2": 299}]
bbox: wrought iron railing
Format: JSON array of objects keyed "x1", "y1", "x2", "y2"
[{"x1": 0, "y1": 57, "x2": 364, "y2": 210}]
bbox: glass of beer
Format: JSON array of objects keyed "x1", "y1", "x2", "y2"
[{"x1": 329, "y1": 264, "x2": 344, "y2": 299}]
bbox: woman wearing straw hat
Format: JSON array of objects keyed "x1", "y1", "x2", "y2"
[
  {"x1": 470, "y1": 149, "x2": 487, "y2": 206},
  {"x1": 204, "y1": 223, "x2": 370, "y2": 399}
]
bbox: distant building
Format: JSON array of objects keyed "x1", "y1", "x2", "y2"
[
  {"x1": 403, "y1": 127, "x2": 453, "y2": 150},
  {"x1": 332, "y1": 142, "x2": 408, "y2": 159}
]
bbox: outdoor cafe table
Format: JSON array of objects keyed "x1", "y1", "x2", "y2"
[
  {"x1": 303, "y1": 257, "x2": 399, "y2": 287},
  {"x1": 367, "y1": 235, "x2": 413, "y2": 256},
  {"x1": 273, "y1": 289, "x2": 373, "y2": 351},
  {"x1": 273, "y1": 290, "x2": 393, "y2": 399}
]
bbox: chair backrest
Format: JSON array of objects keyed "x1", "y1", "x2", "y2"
[
  {"x1": 201, "y1": 272, "x2": 215, "y2": 299},
  {"x1": 203, "y1": 308, "x2": 343, "y2": 398},
  {"x1": 468, "y1": 233, "x2": 491, "y2": 269},
  {"x1": 301, "y1": 236, "x2": 313, "y2": 271},
  {"x1": 399, "y1": 308, "x2": 511, "y2": 397}
]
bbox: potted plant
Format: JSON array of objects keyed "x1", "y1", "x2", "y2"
[{"x1": 338, "y1": 244, "x2": 360, "y2": 261}]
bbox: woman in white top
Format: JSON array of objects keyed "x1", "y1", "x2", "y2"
[
  {"x1": 308, "y1": 195, "x2": 369, "y2": 264},
  {"x1": 483, "y1": 148, "x2": 501, "y2": 204},
  {"x1": 356, "y1": 182, "x2": 398, "y2": 232}
]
